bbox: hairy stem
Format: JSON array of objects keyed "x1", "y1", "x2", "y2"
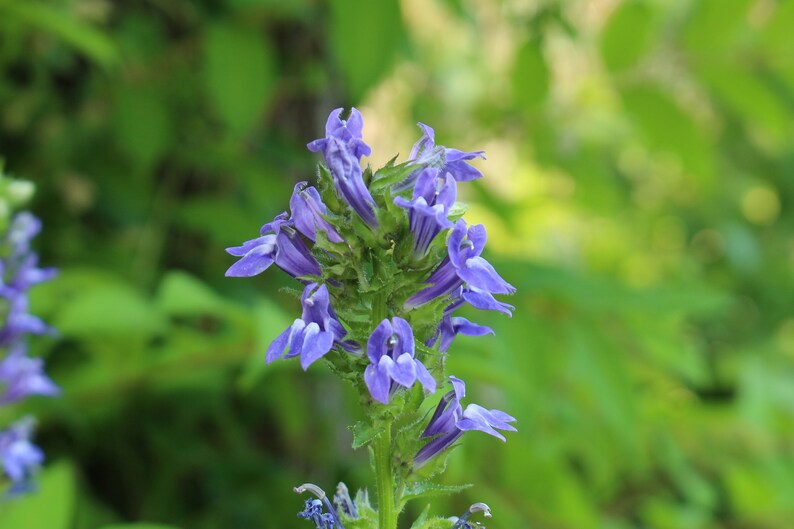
[{"x1": 374, "y1": 421, "x2": 396, "y2": 529}]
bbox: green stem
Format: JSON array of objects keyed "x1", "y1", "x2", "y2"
[{"x1": 374, "y1": 421, "x2": 396, "y2": 529}]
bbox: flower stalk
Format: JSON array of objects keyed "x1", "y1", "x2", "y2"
[
  {"x1": 374, "y1": 421, "x2": 396, "y2": 529},
  {"x1": 225, "y1": 108, "x2": 517, "y2": 529}
]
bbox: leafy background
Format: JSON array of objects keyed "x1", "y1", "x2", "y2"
[{"x1": 1, "y1": 0, "x2": 793, "y2": 527}]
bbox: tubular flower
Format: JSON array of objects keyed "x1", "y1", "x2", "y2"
[
  {"x1": 406, "y1": 219, "x2": 515, "y2": 309},
  {"x1": 0, "y1": 210, "x2": 59, "y2": 493},
  {"x1": 290, "y1": 181, "x2": 344, "y2": 244},
  {"x1": 225, "y1": 212, "x2": 321, "y2": 279},
  {"x1": 0, "y1": 345, "x2": 59, "y2": 404},
  {"x1": 307, "y1": 108, "x2": 378, "y2": 228},
  {"x1": 427, "y1": 314, "x2": 494, "y2": 353},
  {"x1": 395, "y1": 123, "x2": 486, "y2": 191},
  {"x1": 415, "y1": 377, "x2": 516, "y2": 467},
  {"x1": 394, "y1": 168, "x2": 456, "y2": 257},
  {"x1": 266, "y1": 283, "x2": 347, "y2": 370},
  {"x1": 364, "y1": 317, "x2": 436, "y2": 404},
  {"x1": 0, "y1": 418, "x2": 43, "y2": 493}
]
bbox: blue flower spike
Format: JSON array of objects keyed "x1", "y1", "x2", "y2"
[{"x1": 227, "y1": 109, "x2": 517, "y2": 528}]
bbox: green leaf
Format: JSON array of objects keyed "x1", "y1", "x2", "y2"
[
  {"x1": 350, "y1": 420, "x2": 384, "y2": 449},
  {"x1": 512, "y1": 37, "x2": 549, "y2": 111},
  {"x1": 761, "y1": 1, "x2": 794, "y2": 57},
  {"x1": 0, "y1": 2, "x2": 118, "y2": 67},
  {"x1": 409, "y1": 504, "x2": 432, "y2": 529},
  {"x1": 155, "y1": 271, "x2": 226, "y2": 317},
  {"x1": 400, "y1": 481, "x2": 472, "y2": 505},
  {"x1": 329, "y1": 0, "x2": 405, "y2": 100},
  {"x1": 697, "y1": 65, "x2": 791, "y2": 151},
  {"x1": 370, "y1": 161, "x2": 418, "y2": 192},
  {"x1": 448, "y1": 201, "x2": 469, "y2": 221},
  {"x1": 112, "y1": 85, "x2": 174, "y2": 169},
  {"x1": 682, "y1": 0, "x2": 752, "y2": 55},
  {"x1": 410, "y1": 516, "x2": 460, "y2": 529},
  {"x1": 599, "y1": 2, "x2": 657, "y2": 72},
  {"x1": 203, "y1": 23, "x2": 276, "y2": 135},
  {"x1": 0, "y1": 461, "x2": 75, "y2": 529},
  {"x1": 55, "y1": 280, "x2": 166, "y2": 339},
  {"x1": 620, "y1": 83, "x2": 713, "y2": 181},
  {"x1": 98, "y1": 525, "x2": 182, "y2": 529}
]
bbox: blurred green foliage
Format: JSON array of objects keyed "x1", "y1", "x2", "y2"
[{"x1": 1, "y1": 0, "x2": 793, "y2": 528}]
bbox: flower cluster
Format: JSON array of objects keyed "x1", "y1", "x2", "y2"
[
  {"x1": 0, "y1": 212, "x2": 59, "y2": 493},
  {"x1": 226, "y1": 109, "x2": 516, "y2": 528}
]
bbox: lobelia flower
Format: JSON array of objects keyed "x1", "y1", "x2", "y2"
[
  {"x1": 414, "y1": 376, "x2": 516, "y2": 467},
  {"x1": 405, "y1": 219, "x2": 515, "y2": 309},
  {"x1": 0, "y1": 295, "x2": 53, "y2": 348},
  {"x1": 364, "y1": 317, "x2": 436, "y2": 404},
  {"x1": 294, "y1": 483, "x2": 344, "y2": 529},
  {"x1": 225, "y1": 212, "x2": 321, "y2": 279},
  {"x1": 266, "y1": 283, "x2": 347, "y2": 370},
  {"x1": 394, "y1": 168, "x2": 456, "y2": 257},
  {"x1": 0, "y1": 417, "x2": 43, "y2": 493},
  {"x1": 307, "y1": 108, "x2": 378, "y2": 228},
  {"x1": 427, "y1": 314, "x2": 494, "y2": 353},
  {"x1": 298, "y1": 498, "x2": 337, "y2": 529},
  {"x1": 290, "y1": 181, "x2": 344, "y2": 244},
  {"x1": 395, "y1": 123, "x2": 486, "y2": 192},
  {"x1": 0, "y1": 344, "x2": 59, "y2": 404},
  {"x1": 0, "y1": 210, "x2": 59, "y2": 494}
]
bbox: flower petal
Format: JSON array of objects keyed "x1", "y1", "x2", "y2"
[
  {"x1": 365, "y1": 361, "x2": 392, "y2": 404},
  {"x1": 367, "y1": 319, "x2": 393, "y2": 363}
]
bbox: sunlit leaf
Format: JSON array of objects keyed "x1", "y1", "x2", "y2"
[
  {"x1": 328, "y1": 0, "x2": 405, "y2": 101},
  {"x1": 203, "y1": 23, "x2": 276, "y2": 135},
  {"x1": 0, "y1": 2, "x2": 118, "y2": 67},
  {"x1": 512, "y1": 37, "x2": 549, "y2": 111},
  {"x1": 0, "y1": 461, "x2": 75, "y2": 529},
  {"x1": 600, "y1": 2, "x2": 657, "y2": 72}
]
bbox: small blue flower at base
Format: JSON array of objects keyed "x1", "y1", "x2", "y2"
[
  {"x1": 307, "y1": 108, "x2": 378, "y2": 228},
  {"x1": 225, "y1": 212, "x2": 321, "y2": 279},
  {"x1": 0, "y1": 417, "x2": 43, "y2": 494},
  {"x1": 406, "y1": 219, "x2": 515, "y2": 310},
  {"x1": 414, "y1": 376, "x2": 516, "y2": 467},
  {"x1": 298, "y1": 498, "x2": 337, "y2": 529},
  {"x1": 394, "y1": 168, "x2": 457, "y2": 257},
  {"x1": 364, "y1": 317, "x2": 436, "y2": 404},
  {"x1": 267, "y1": 283, "x2": 347, "y2": 370}
]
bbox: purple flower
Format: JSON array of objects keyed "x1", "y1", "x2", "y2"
[
  {"x1": 427, "y1": 315, "x2": 494, "y2": 353},
  {"x1": 225, "y1": 213, "x2": 321, "y2": 279},
  {"x1": 396, "y1": 123, "x2": 486, "y2": 191},
  {"x1": 394, "y1": 168, "x2": 457, "y2": 256},
  {"x1": 0, "y1": 417, "x2": 43, "y2": 491},
  {"x1": 290, "y1": 182, "x2": 345, "y2": 244},
  {"x1": 307, "y1": 108, "x2": 378, "y2": 228},
  {"x1": 406, "y1": 220, "x2": 515, "y2": 309},
  {"x1": 415, "y1": 376, "x2": 516, "y2": 467},
  {"x1": 266, "y1": 283, "x2": 347, "y2": 370},
  {"x1": 307, "y1": 108, "x2": 371, "y2": 160},
  {"x1": 0, "y1": 295, "x2": 53, "y2": 348},
  {"x1": 364, "y1": 317, "x2": 436, "y2": 404},
  {"x1": 6, "y1": 212, "x2": 41, "y2": 257},
  {"x1": 298, "y1": 498, "x2": 336, "y2": 529},
  {"x1": 410, "y1": 123, "x2": 485, "y2": 183},
  {"x1": 0, "y1": 345, "x2": 60, "y2": 404}
]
